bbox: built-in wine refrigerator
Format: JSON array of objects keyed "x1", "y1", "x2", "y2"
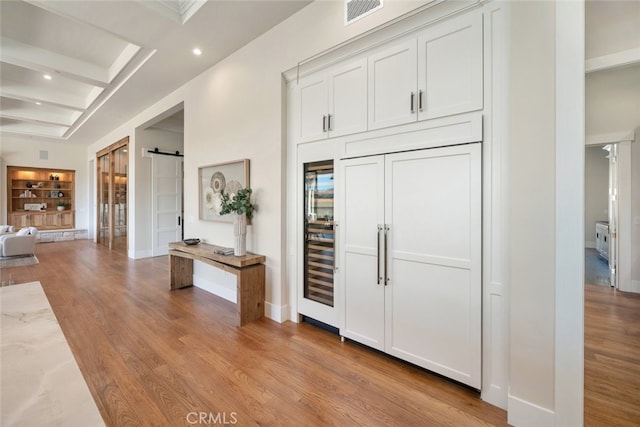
[{"x1": 303, "y1": 160, "x2": 335, "y2": 307}]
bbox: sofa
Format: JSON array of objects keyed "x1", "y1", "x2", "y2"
[
  {"x1": 0, "y1": 225, "x2": 15, "y2": 235},
  {"x1": 0, "y1": 227, "x2": 37, "y2": 257}
]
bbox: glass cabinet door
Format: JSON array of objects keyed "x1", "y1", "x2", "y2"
[{"x1": 304, "y1": 160, "x2": 335, "y2": 307}]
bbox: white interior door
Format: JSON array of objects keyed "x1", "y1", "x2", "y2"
[
  {"x1": 384, "y1": 144, "x2": 482, "y2": 388},
  {"x1": 340, "y1": 155, "x2": 385, "y2": 350},
  {"x1": 152, "y1": 155, "x2": 183, "y2": 257}
]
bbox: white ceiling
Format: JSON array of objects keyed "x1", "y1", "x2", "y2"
[{"x1": 0, "y1": 0, "x2": 311, "y2": 144}]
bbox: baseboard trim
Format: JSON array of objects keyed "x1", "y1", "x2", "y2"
[
  {"x1": 265, "y1": 302, "x2": 289, "y2": 323},
  {"x1": 508, "y1": 394, "x2": 555, "y2": 427},
  {"x1": 132, "y1": 249, "x2": 153, "y2": 259}
]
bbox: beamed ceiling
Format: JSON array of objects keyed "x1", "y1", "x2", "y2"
[{"x1": 0, "y1": 0, "x2": 311, "y2": 144}]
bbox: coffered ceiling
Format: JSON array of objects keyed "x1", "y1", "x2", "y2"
[{"x1": 0, "y1": 0, "x2": 311, "y2": 144}]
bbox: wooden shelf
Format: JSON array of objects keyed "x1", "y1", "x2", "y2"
[{"x1": 7, "y1": 166, "x2": 76, "y2": 230}]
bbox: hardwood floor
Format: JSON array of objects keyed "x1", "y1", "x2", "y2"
[
  {"x1": 5, "y1": 241, "x2": 639, "y2": 426},
  {"x1": 3, "y1": 240, "x2": 508, "y2": 426},
  {"x1": 584, "y1": 284, "x2": 640, "y2": 426}
]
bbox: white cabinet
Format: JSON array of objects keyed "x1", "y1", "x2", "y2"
[
  {"x1": 596, "y1": 221, "x2": 609, "y2": 260},
  {"x1": 368, "y1": 11, "x2": 483, "y2": 131},
  {"x1": 368, "y1": 39, "x2": 418, "y2": 130},
  {"x1": 417, "y1": 11, "x2": 483, "y2": 119},
  {"x1": 340, "y1": 143, "x2": 482, "y2": 388},
  {"x1": 298, "y1": 59, "x2": 367, "y2": 143}
]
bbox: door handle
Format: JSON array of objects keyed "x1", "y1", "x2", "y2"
[
  {"x1": 418, "y1": 90, "x2": 423, "y2": 111},
  {"x1": 384, "y1": 225, "x2": 390, "y2": 285},
  {"x1": 410, "y1": 92, "x2": 415, "y2": 113},
  {"x1": 322, "y1": 115, "x2": 327, "y2": 132},
  {"x1": 178, "y1": 216, "x2": 181, "y2": 226},
  {"x1": 333, "y1": 221, "x2": 339, "y2": 271},
  {"x1": 327, "y1": 114, "x2": 332, "y2": 131},
  {"x1": 377, "y1": 225, "x2": 383, "y2": 285}
]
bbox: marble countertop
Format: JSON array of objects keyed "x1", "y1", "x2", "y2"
[{"x1": 1, "y1": 281, "x2": 104, "y2": 426}]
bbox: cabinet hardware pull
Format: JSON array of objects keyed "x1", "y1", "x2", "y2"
[
  {"x1": 384, "y1": 225, "x2": 390, "y2": 285},
  {"x1": 322, "y1": 115, "x2": 327, "y2": 132},
  {"x1": 178, "y1": 216, "x2": 181, "y2": 226},
  {"x1": 327, "y1": 114, "x2": 332, "y2": 131},
  {"x1": 334, "y1": 222, "x2": 339, "y2": 271},
  {"x1": 419, "y1": 90, "x2": 423, "y2": 111},
  {"x1": 377, "y1": 225, "x2": 383, "y2": 285},
  {"x1": 410, "y1": 92, "x2": 415, "y2": 113}
]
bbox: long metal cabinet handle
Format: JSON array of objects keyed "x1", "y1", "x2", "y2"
[
  {"x1": 322, "y1": 115, "x2": 327, "y2": 132},
  {"x1": 377, "y1": 225, "x2": 383, "y2": 285},
  {"x1": 410, "y1": 92, "x2": 415, "y2": 113},
  {"x1": 384, "y1": 225, "x2": 390, "y2": 285},
  {"x1": 327, "y1": 114, "x2": 332, "y2": 131},
  {"x1": 418, "y1": 90, "x2": 423, "y2": 111},
  {"x1": 333, "y1": 222, "x2": 339, "y2": 271}
]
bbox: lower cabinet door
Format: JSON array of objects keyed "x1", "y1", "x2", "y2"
[
  {"x1": 340, "y1": 155, "x2": 386, "y2": 351},
  {"x1": 383, "y1": 144, "x2": 482, "y2": 389},
  {"x1": 340, "y1": 143, "x2": 482, "y2": 389}
]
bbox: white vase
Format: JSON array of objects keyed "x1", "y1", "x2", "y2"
[{"x1": 233, "y1": 213, "x2": 247, "y2": 256}]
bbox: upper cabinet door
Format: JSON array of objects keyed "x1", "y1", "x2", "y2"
[
  {"x1": 298, "y1": 73, "x2": 329, "y2": 143},
  {"x1": 328, "y1": 58, "x2": 367, "y2": 138},
  {"x1": 417, "y1": 11, "x2": 483, "y2": 120},
  {"x1": 368, "y1": 39, "x2": 417, "y2": 131}
]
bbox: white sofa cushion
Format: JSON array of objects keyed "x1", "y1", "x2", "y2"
[
  {"x1": 0, "y1": 225, "x2": 14, "y2": 234},
  {"x1": 16, "y1": 227, "x2": 30, "y2": 236}
]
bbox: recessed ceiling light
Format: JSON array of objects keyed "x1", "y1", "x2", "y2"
[
  {"x1": 43, "y1": 74, "x2": 52, "y2": 80},
  {"x1": 192, "y1": 48, "x2": 202, "y2": 56},
  {"x1": 35, "y1": 102, "x2": 42, "y2": 105}
]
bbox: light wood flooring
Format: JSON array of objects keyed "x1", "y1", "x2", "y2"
[{"x1": 2, "y1": 240, "x2": 639, "y2": 426}]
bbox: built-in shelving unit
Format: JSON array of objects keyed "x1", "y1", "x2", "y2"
[{"x1": 7, "y1": 166, "x2": 75, "y2": 230}]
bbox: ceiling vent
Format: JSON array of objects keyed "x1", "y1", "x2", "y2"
[{"x1": 345, "y1": 0, "x2": 383, "y2": 25}]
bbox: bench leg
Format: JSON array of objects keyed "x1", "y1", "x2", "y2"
[{"x1": 170, "y1": 255, "x2": 193, "y2": 290}]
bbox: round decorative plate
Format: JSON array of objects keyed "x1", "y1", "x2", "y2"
[
  {"x1": 225, "y1": 180, "x2": 243, "y2": 197},
  {"x1": 210, "y1": 171, "x2": 226, "y2": 193}
]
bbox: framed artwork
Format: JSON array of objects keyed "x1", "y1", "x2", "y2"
[{"x1": 199, "y1": 159, "x2": 250, "y2": 222}]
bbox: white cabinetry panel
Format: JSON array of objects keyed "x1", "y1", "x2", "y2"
[
  {"x1": 329, "y1": 59, "x2": 368, "y2": 138},
  {"x1": 299, "y1": 74, "x2": 328, "y2": 143},
  {"x1": 368, "y1": 11, "x2": 483, "y2": 132},
  {"x1": 298, "y1": 59, "x2": 367, "y2": 143},
  {"x1": 340, "y1": 144, "x2": 481, "y2": 388},
  {"x1": 417, "y1": 11, "x2": 483, "y2": 119},
  {"x1": 341, "y1": 156, "x2": 385, "y2": 350},
  {"x1": 368, "y1": 39, "x2": 417, "y2": 130},
  {"x1": 384, "y1": 146, "x2": 481, "y2": 388}
]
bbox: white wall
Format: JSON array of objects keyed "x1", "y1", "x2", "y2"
[
  {"x1": 585, "y1": 146, "x2": 609, "y2": 247},
  {"x1": 0, "y1": 135, "x2": 89, "y2": 230},
  {"x1": 508, "y1": 1, "x2": 557, "y2": 424}
]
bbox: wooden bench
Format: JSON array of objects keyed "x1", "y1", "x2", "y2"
[{"x1": 168, "y1": 241, "x2": 266, "y2": 326}]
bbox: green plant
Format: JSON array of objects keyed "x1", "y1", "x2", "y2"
[
  {"x1": 220, "y1": 187, "x2": 255, "y2": 219},
  {"x1": 57, "y1": 200, "x2": 65, "y2": 207}
]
